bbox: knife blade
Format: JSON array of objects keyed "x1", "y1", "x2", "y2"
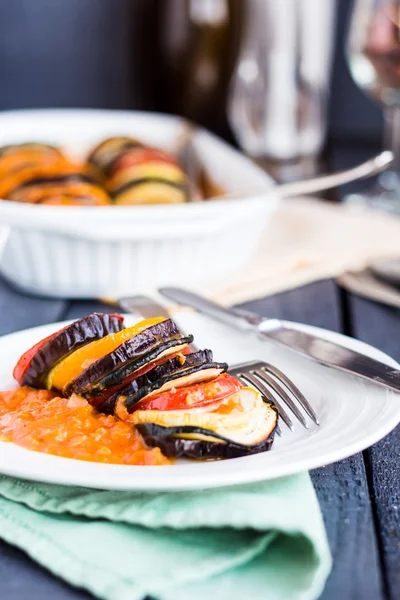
[{"x1": 159, "y1": 286, "x2": 400, "y2": 395}]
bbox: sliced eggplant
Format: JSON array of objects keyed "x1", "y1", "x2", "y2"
[
  {"x1": 112, "y1": 179, "x2": 188, "y2": 205},
  {"x1": 127, "y1": 387, "x2": 278, "y2": 445},
  {"x1": 10, "y1": 181, "x2": 111, "y2": 205},
  {"x1": 21, "y1": 313, "x2": 124, "y2": 388},
  {"x1": 0, "y1": 169, "x2": 97, "y2": 200},
  {"x1": 65, "y1": 319, "x2": 193, "y2": 398},
  {"x1": 136, "y1": 416, "x2": 277, "y2": 459},
  {"x1": 113, "y1": 350, "x2": 228, "y2": 413},
  {"x1": 0, "y1": 143, "x2": 62, "y2": 158},
  {"x1": 13, "y1": 173, "x2": 97, "y2": 190},
  {"x1": 87, "y1": 137, "x2": 142, "y2": 175}
]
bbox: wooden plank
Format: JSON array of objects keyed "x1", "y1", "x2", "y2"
[
  {"x1": 0, "y1": 540, "x2": 92, "y2": 600},
  {"x1": 346, "y1": 293, "x2": 400, "y2": 600},
  {"x1": 241, "y1": 280, "x2": 384, "y2": 599},
  {"x1": 0, "y1": 278, "x2": 66, "y2": 335}
]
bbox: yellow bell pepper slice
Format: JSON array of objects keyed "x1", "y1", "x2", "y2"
[{"x1": 46, "y1": 317, "x2": 165, "y2": 391}]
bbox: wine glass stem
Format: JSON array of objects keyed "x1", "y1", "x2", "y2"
[{"x1": 385, "y1": 107, "x2": 400, "y2": 178}]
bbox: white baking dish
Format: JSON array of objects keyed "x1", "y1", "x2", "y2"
[{"x1": 0, "y1": 109, "x2": 278, "y2": 298}]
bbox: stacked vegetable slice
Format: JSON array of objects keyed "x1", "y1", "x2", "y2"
[
  {"x1": 13, "y1": 313, "x2": 278, "y2": 459},
  {"x1": 88, "y1": 136, "x2": 189, "y2": 205},
  {"x1": 0, "y1": 143, "x2": 111, "y2": 205},
  {"x1": 0, "y1": 137, "x2": 198, "y2": 205}
]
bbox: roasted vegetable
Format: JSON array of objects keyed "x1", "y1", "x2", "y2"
[
  {"x1": 14, "y1": 313, "x2": 124, "y2": 388},
  {"x1": 65, "y1": 319, "x2": 193, "y2": 398},
  {"x1": 111, "y1": 350, "x2": 228, "y2": 412},
  {"x1": 47, "y1": 317, "x2": 166, "y2": 391},
  {"x1": 107, "y1": 147, "x2": 184, "y2": 190},
  {"x1": 0, "y1": 145, "x2": 64, "y2": 180},
  {"x1": 112, "y1": 179, "x2": 188, "y2": 205},
  {"x1": 135, "y1": 398, "x2": 278, "y2": 459},
  {"x1": 102, "y1": 142, "x2": 189, "y2": 205},
  {"x1": 87, "y1": 136, "x2": 142, "y2": 176},
  {"x1": 0, "y1": 137, "x2": 225, "y2": 206},
  {"x1": 130, "y1": 372, "x2": 242, "y2": 412},
  {"x1": 9, "y1": 181, "x2": 111, "y2": 205},
  {"x1": 0, "y1": 163, "x2": 93, "y2": 199},
  {"x1": 12, "y1": 308, "x2": 279, "y2": 462},
  {"x1": 121, "y1": 387, "x2": 278, "y2": 446},
  {"x1": 0, "y1": 143, "x2": 62, "y2": 158},
  {"x1": 0, "y1": 140, "x2": 111, "y2": 205}
]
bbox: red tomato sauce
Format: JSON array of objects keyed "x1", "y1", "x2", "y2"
[{"x1": 0, "y1": 387, "x2": 170, "y2": 465}]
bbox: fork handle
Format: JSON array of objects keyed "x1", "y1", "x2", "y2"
[{"x1": 158, "y1": 287, "x2": 263, "y2": 330}]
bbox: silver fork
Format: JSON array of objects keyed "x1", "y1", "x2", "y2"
[
  {"x1": 228, "y1": 360, "x2": 319, "y2": 432},
  {"x1": 118, "y1": 295, "x2": 318, "y2": 432}
]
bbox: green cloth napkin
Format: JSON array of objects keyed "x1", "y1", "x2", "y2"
[{"x1": 0, "y1": 473, "x2": 331, "y2": 600}]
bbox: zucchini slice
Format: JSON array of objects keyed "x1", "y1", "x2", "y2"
[
  {"x1": 112, "y1": 179, "x2": 187, "y2": 205},
  {"x1": 115, "y1": 349, "x2": 228, "y2": 412},
  {"x1": 10, "y1": 181, "x2": 111, "y2": 205},
  {"x1": 87, "y1": 136, "x2": 142, "y2": 175},
  {"x1": 136, "y1": 400, "x2": 278, "y2": 459},
  {"x1": 125, "y1": 388, "x2": 276, "y2": 444},
  {"x1": 65, "y1": 319, "x2": 193, "y2": 398}
]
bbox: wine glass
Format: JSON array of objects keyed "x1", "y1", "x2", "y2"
[{"x1": 347, "y1": 0, "x2": 400, "y2": 213}]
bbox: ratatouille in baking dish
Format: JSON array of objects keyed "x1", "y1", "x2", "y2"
[{"x1": 0, "y1": 136, "x2": 224, "y2": 206}]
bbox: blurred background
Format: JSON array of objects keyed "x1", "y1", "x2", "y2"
[{"x1": 0, "y1": 0, "x2": 383, "y2": 181}]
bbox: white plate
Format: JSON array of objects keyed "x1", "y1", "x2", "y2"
[{"x1": 0, "y1": 312, "x2": 399, "y2": 491}]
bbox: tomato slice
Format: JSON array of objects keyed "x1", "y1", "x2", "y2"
[
  {"x1": 89, "y1": 350, "x2": 191, "y2": 410},
  {"x1": 132, "y1": 373, "x2": 242, "y2": 412},
  {"x1": 113, "y1": 148, "x2": 179, "y2": 173}
]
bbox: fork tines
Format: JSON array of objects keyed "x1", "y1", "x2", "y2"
[{"x1": 228, "y1": 360, "x2": 319, "y2": 431}]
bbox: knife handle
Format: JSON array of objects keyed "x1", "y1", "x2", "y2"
[{"x1": 158, "y1": 287, "x2": 262, "y2": 330}]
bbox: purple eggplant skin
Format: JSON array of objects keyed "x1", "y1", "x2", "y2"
[
  {"x1": 87, "y1": 137, "x2": 142, "y2": 175},
  {"x1": 65, "y1": 319, "x2": 192, "y2": 397},
  {"x1": 143, "y1": 349, "x2": 214, "y2": 381},
  {"x1": 13, "y1": 173, "x2": 97, "y2": 194},
  {"x1": 119, "y1": 352, "x2": 228, "y2": 413},
  {"x1": 22, "y1": 313, "x2": 125, "y2": 388},
  {"x1": 111, "y1": 178, "x2": 187, "y2": 200},
  {"x1": 95, "y1": 335, "x2": 196, "y2": 414},
  {"x1": 136, "y1": 423, "x2": 277, "y2": 460}
]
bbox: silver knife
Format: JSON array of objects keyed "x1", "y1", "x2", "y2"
[{"x1": 158, "y1": 286, "x2": 400, "y2": 395}]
